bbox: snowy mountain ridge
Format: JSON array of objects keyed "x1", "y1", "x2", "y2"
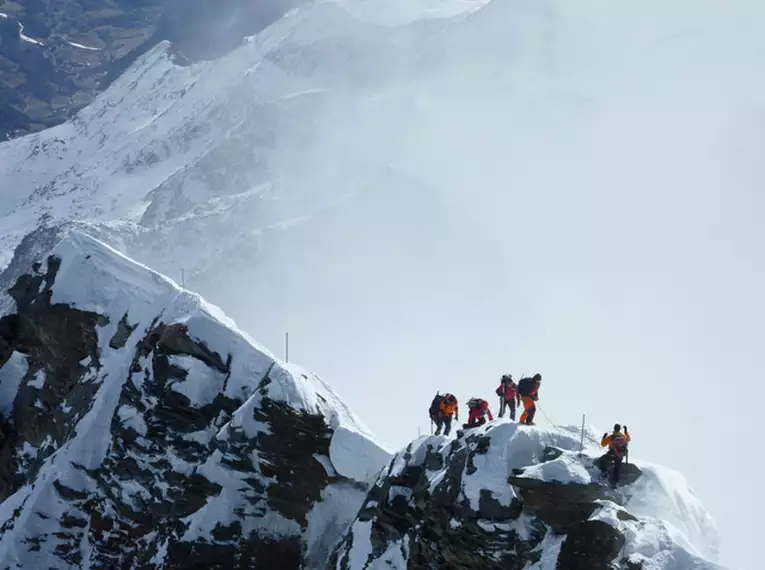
[{"x1": 0, "y1": 231, "x2": 390, "y2": 568}]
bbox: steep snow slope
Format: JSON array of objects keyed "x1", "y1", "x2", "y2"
[
  {"x1": 333, "y1": 421, "x2": 722, "y2": 570},
  {"x1": 0, "y1": 231, "x2": 390, "y2": 568}
]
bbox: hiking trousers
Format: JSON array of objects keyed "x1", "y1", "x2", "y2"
[
  {"x1": 462, "y1": 416, "x2": 487, "y2": 430},
  {"x1": 598, "y1": 451, "x2": 624, "y2": 487},
  {"x1": 433, "y1": 415, "x2": 453, "y2": 436},
  {"x1": 499, "y1": 397, "x2": 517, "y2": 420},
  {"x1": 520, "y1": 397, "x2": 536, "y2": 424}
]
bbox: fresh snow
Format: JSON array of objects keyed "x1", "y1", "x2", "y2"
[
  {"x1": 18, "y1": 22, "x2": 44, "y2": 46},
  {"x1": 167, "y1": 354, "x2": 226, "y2": 406},
  {"x1": 304, "y1": 482, "x2": 368, "y2": 568},
  {"x1": 64, "y1": 39, "x2": 101, "y2": 51},
  {"x1": 0, "y1": 351, "x2": 27, "y2": 414},
  {"x1": 329, "y1": 425, "x2": 391, "y2": 483}
]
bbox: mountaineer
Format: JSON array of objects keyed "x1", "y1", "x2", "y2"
[
  {"x1": 599, "y1": 424, "x2": 631, "y2": 488},
  {"x1": 496, "y1": 374, "x2": 520, "y2": 421},
  {"x1": 462, "y1": 397, "x2": 493, "y2": 429},
  {"x1": 517, "y1": 373, "x2": 541, "y2": 425},
  {"x1": 429, "y1": 393, "x2": 459, "y2": 436}
]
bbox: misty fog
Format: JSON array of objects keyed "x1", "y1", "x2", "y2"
[{"x1": 189, "y1": 1, "x2": 764, "y2": 567}]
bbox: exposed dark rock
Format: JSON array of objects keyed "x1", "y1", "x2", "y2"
[
  {"x1": 164, "y1": 535, "x2": 302, "y2": 570},
  {"x1": 556, "y1": 520, "x2": 626, "y2": 570},
  {"x1": 0, "y1": 256, "x2": 103, "y2": 495},
  {"x1": 507, "y1": 477, "x2": 605, "y2": 534},
  {"x1": 156, "y1": 322, "x2": 228, "y2": 374},
  {"x1": 109, "y1": 313, "x2": 137, "y2": 349},
  {"x1": 593, "y1": 455, "x2": 644, "y2": 487}
]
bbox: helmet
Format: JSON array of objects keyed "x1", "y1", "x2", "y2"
[
  {"x1": 614, "y1": 423, "x2": 622, "y2": 432},
  {"x1": 446, "y1": 394, "x2": 456, "y2": 403}
]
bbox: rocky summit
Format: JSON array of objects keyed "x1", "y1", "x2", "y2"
[
  {"x1": 331, "y1": 423, "x2": 722, "y2": 570},
  {"x1": 0, "y1": 231, "x2": 390, "y2": 568}
]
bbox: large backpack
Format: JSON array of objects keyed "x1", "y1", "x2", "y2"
[
  {"x1": 467, "y1": 398, "x2": 484, "y2": 410},
  {"x1": 429, "y1": 394, "x2": 445, "y2": 417},
  {"x1": 517, "y1": 377, "x2": 534, "y2": 397},
  {"x1": 612, "y1": 433, "x2": 629, "y2": 456}
]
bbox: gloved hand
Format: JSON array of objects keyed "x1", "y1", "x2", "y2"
[
  {"x1": 603, "y1": 433, "x2": 608, "y2": 439},
  {"x1": 624, "y1": 425, "x2": 628, "y2": 432}
]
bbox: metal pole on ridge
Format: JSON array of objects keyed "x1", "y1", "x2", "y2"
[
  {"x1": 579, "y1": 414, "x2": 586, "y2": 456},
  {"x1": 285, "y1": 332, "x2": 289, "y2": 363}
]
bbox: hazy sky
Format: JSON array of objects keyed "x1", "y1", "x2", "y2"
[
  {"x1": 213, "y1": 1, "x2": 763, "y2": 568},
  {"x1": 89, "y1": 0, "x2": 761, "y2": 567}
]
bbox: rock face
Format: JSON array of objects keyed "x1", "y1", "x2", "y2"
[
  {"x1": 0, "y1": 231, "x2": 391, "y2": 568},
  {"x1": 0, "y1": 0, "x2": 301, "y2": 140},
  {"x1": 331, "y1": 423, "x2": 723, "y2": 570}
]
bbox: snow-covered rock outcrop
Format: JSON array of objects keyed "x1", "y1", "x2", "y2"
[
  {"x1": 0, "y1": 231, "x2": 390, "y2": 569},
  {"x1": 332, "y1": 422, "x2": 722, "y2": 570}
]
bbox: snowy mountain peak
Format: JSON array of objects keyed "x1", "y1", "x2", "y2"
[{"x1": 0, "y1": 231, "x2": 390, "y2": 568}]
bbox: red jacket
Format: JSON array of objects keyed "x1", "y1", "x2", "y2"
[
  {"x1": 496, "y1": 381, "x2": 519, "y2": 402},
  {"x1": 468, "y1": 400, "x2": 494, "y2": 423}
]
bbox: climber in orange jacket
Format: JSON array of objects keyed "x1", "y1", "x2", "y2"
[
  {"x1": 518, "y1": 374, "x2": 541, "y2": 425},
  {"x1": 429, "y1": 393, "x2": 459, "y2": 436},
  {"x1": 600, "y1": 424, "x2": 631, "y2": 488}
]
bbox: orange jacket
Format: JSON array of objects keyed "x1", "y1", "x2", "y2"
[
  {"x1": 601, "y1": 431, "x2": 631, "y2": 452},
  {"x1": 440, "y1": 400, "x2": 459, "y2": 420}
]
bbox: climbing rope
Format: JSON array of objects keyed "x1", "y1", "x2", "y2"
[{"x1": 535, "y1": 403, "x2": 562, "y2": 430}]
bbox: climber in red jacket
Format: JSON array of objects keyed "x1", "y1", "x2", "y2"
[
  {"x1": 496, "y1": 374, "x2": 520, "y2": 421},
  {"x1": 463, "y1": 398, "x2": 493, "y2": 429}
]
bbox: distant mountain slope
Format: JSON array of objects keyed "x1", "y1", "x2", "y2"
[{"x1": 0, "y1": 0, "x2": 300, "y2": 139}]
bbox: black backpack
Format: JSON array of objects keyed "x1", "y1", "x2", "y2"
[
  {"x1": 429, "y1": 394, "x2": 445, "y2": 417},
  {"x1": 517, "y1": 377, "x2": 534, "y2": 397}
]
